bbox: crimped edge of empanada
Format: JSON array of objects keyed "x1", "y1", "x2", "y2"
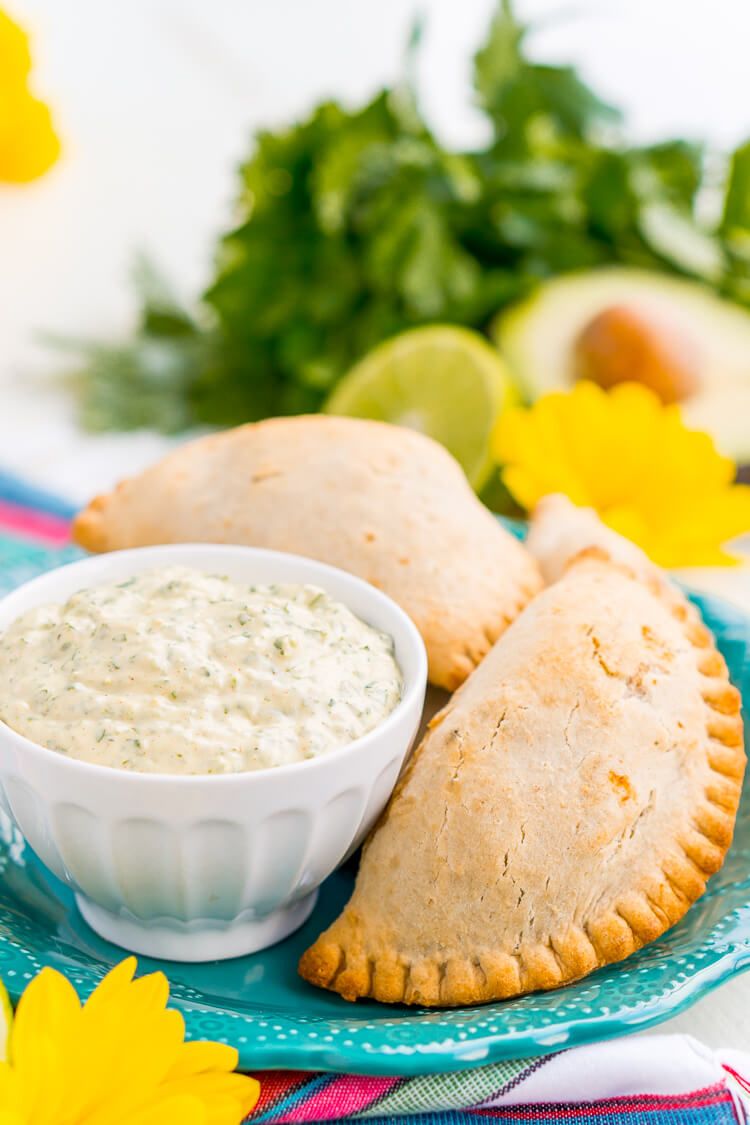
[
  {"x1": 438, "y1": 572, "x2": 543, "y2": 691},
  {"x1": 298, "y1": 552, "x2": 745, "y2": 1006},
  {"x1": 73, "y1": 492, "x2": 115, "y2": 553}
]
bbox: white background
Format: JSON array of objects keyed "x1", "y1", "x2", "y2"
[
  {"x1": 0, "y1": 0, "x2": 749, "y2": 1047},
  {"x1": 2, "y1": 0, "x2": 750, "y2": 499}
]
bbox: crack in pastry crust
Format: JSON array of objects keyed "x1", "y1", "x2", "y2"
[
  {"x1": 72, "y1": 415, "x2": 542, "y2": 690},
  {"x1": 298, "y1": 552, "x2": 745, "y2": 1006}
]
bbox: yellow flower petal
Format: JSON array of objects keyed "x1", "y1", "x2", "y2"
[
  {"x1": 158, "y1": 1072, "x2": 260, "y2": 1120},
  {"x1": 83, "y1": 957, "x2": 137, "y2": 1013},
  {"x1": 5, "y1": 1035, "x2": 66, "y2": 1124},
  {"x1": 124, "y1": 970, "x2": 171, "y2": 1017},
  {"x1": 9, "y1": 968, "x2": 80, "y2": 1120},
  {"x1": 11, "y1": 968, "x2": 80, "y2": 1058},
  {"x1": 0, "y1": 1062, "x2": 24, "y2": 1118},
  {"x1": 0, "y1": 10, "x2": 31, "y2": 87},
  {"x1": 0, "y1": 958, "x2": 259, "y2": 1125},
  {"x1": 167, "y1": 1041, "x2": 240, "y2": 1080},
  {"x1": 495, "y1": 403, "x2": 592, "y2": 506},
  {"x1": 0, "y1": 7, "x2": 60, "y2": 184},
  {"x1": 0, "y1": 91, "x2": 60, "y2": 183},
  {"x1": 124, "y1": 1094, "x2": 207, "y2": 1125},
  {"x1": 0, "y1": 1112, "x2": 25, "y2": 1125},
  {"x1": 78, "y1": 1008, "x2": 185, "y2": 1121},
  {"x1": 493, "y1": 381, "x2": 750, "y2": 568}
]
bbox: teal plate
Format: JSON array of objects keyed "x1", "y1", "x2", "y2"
[{"x1": 0, "y1": 586, "x2": 747, "y2": 1074}]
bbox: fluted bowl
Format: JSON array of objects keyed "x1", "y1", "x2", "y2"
[{"x1": 0, "y1": 544, "x2": 427, "y2": 962}]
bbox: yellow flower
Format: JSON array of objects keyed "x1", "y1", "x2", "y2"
[
  {"x1": 0, "y1": 958, "x2": 260, "y2": 1125},
  {"x1": 492, "y1": 381, "x2": 750, "y2": 567},
  {"x1": 0, "y1": 8, "x2": 60, "y2": 182},
  {"x1": 0, "y1": 9, "x2": 30, "y2": 86}
]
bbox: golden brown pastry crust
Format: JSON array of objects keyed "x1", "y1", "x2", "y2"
[
  {"x1": 527, "y1": 493, "x2": 657, "y2": 585},
  {"x1": 72, "y1": 416, "x2": 541, "y2": 690},
  {"x1": 299, "y1": 551, "x2": 744, "y2": 1006}
]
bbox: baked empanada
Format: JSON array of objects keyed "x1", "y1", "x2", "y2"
[
  {"x1": 73, "y1": 416, "x2": 541, "y2": 689},
  {"x1": 527, "y1": 493, "x2": 656, "y2": 585},
  {"x1": 299, "y1": 550, "x2": 744, "y2": 1006}
]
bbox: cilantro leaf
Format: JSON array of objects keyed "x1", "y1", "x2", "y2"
[{"x1": 63, "y1": 1, "x2": 750, "y2": 433}]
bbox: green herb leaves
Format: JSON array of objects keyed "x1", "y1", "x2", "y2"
[{"x1": 66, "y1": 1, "x2": 750, "y2": 432}]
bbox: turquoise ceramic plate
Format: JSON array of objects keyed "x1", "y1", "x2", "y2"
[{"x1": 0, "y1": 584, "x2": 748, "y2": 1074}]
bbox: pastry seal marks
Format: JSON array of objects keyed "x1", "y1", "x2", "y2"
[{"x1": 299, "y1": 553, "x2": 744, "y2": 1005}]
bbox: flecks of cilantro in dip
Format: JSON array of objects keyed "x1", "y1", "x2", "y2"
[{"x1": 0, "y1": 566, "x2": 403, "y2": 776}]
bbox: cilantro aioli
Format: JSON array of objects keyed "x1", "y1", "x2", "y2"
[{"x1": 0, "y1": 566, "x2": 403, "y2": 775}]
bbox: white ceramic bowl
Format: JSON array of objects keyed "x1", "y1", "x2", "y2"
[{"x1": 0, "y1": 544, "x2": 427, "y2": 962}]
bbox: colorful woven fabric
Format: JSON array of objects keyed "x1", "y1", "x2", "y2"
[
  {"x1": 0, "y1": 467, "x2": 748, "y2": 1125},
  {"x1": 0, "y1": 470, "x2": 81, "y2": 594},
  {"x1": 247, "y1": 1069, "x2": 741, "y2": 1124},
  {"x1": 249, "y1": 1061, "x2": 542, "y2": 1122}
]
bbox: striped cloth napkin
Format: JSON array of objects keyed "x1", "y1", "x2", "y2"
[
  {"x1": 248, "y1": 1037, "x2": 750, "y2": 1122},
  {"x1": 1, "y1": 468, "x2": 750, "y2": 1124}
]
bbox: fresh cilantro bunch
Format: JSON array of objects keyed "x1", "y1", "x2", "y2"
[{"x1": 70, "y1": 1, "x2": 750, "y2": 431}]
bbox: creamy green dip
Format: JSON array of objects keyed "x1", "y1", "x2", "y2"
[{"x1": 0, "y1": 566, "x2": 403, "y2": 775}]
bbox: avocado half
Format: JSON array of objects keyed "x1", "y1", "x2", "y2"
[{"x1": 492, "y1": 267, "x2": 750, "y2": 462}]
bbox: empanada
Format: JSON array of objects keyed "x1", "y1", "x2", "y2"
[
  {"x1": 73, "y1": 416, "x2": 541, "y2": 689},
  {"x1": 527, "y1": 493, "x2": 657, "y2": 585},
  {"x1": 299, "y1": 550, "x2": 744, "y2": 1005}
]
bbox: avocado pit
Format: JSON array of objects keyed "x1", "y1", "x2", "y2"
[{"x1": 573, "y1": 303, "x2": 703, "y2": 405}]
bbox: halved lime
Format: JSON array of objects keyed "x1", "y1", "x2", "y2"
[
  {"x1": 0, "y1": 979, "x2": 12, "y2": 1061},
  {"x1": 324, "y1": 326, "x2": 518, "y2": 489}
]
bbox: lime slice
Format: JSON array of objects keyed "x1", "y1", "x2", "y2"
[
  {"x1": 325, "y1": 326, "x2": 518, "y2": 489},
  {"x1": 0, "y1": 979, "x2": 12, "y2": 1061}
]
